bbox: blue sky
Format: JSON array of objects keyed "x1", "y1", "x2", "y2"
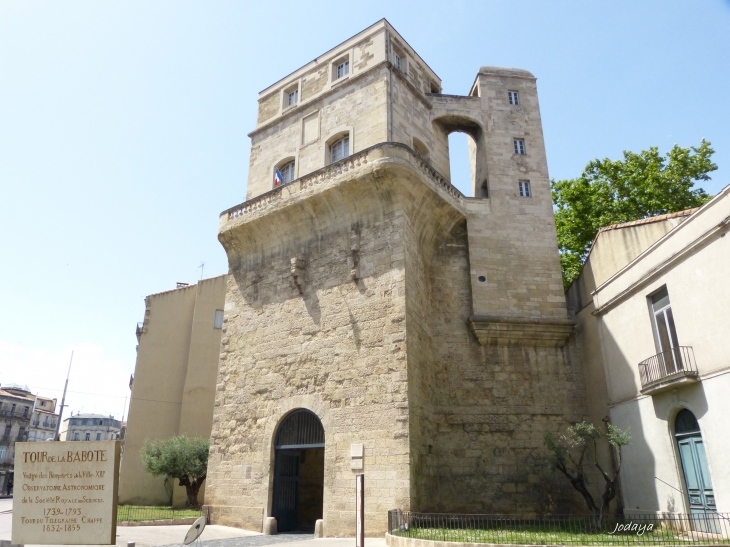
[{"x1": 1, "y1": 1, "x2": 728, "y2": 419}]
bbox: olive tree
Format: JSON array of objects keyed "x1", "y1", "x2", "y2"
[
  {"x1": 544, "y1": 421, "x2": 630, "y2": 524},
  {"x1": 141, "y1": 435, "x2": 209, "y2": 507}
]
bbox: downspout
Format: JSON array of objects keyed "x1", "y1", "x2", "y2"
[{"x1": 386, "y1": 29, "x2": 393, "y2": 142}]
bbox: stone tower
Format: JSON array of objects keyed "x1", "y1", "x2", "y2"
[{"x1": 206, "y1": 19, "x2": 587, "y2": 536}]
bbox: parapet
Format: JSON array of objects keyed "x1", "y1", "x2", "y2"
[{"x1": 478, "y1": 66, "x2": 535, "y2": 79}]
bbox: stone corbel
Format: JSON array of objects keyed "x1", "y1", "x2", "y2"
[
  {"x1": 290, "y1": 258, "x2": 306, "y2": 291},
  {"x1": 469, "y1": 315, "x2": 575, "y2": 347}
]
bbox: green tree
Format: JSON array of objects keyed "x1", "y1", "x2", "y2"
[
  {"x1": 552, "y1": 140, "x2": 716, "y2": 287},
  {"x1": 141, "y1": 435, "x2": 209, "y2": 507},
  {"x1": 544, "y1": 421, "x2": 630, "y2": 524}
]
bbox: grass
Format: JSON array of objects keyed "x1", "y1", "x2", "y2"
[
  {"x1": 393, "y1": 525, "x2": 730, "y2": 546},
  {"x1": 117, "y1": 505, "x2": 203, "y2": 522}
]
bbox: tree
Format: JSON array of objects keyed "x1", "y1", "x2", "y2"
[
  {"x1": 552, "y1": 140, "x2": 716, "y2": 287},
  {"x1": 544, "y1": 422, "x2": 630, "y2": 524},
  {"x1": 141, "y1": 435, "x2": 210, "y2": 507}
]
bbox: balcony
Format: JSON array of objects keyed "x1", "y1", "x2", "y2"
[{"x1": 639, "y1": 346, "x2": 699, "y2": 395}]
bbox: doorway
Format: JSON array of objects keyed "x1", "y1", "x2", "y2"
[
  {"x1": 272, "y1": 409, "x2": 325, "y2": 532},
  {"x1": 674, "y1": 409, "x2": 718, "y2": 533}
]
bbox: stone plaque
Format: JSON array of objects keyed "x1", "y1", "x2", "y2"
[{"x1": 12, "y1": 441, "x2": 120, "y2": 545}]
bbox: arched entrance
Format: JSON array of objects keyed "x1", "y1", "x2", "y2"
[
  {"x1": 674, "y1": 409, "x2": 718, "y2": 532},
  {"x1": 272, "y1": 409, "x2": 325, "y2": 532}
]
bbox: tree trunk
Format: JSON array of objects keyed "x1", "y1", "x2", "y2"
[{"x1": 178, "y1": 475, "x2": 206, "y2": 507}]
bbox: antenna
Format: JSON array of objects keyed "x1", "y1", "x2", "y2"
[
  {"x1": 198, "y1": 262, "x2": 205, "y2": 281},
  {"x1": 54, "y1": 350, "x2": 73, "y2": 441}
]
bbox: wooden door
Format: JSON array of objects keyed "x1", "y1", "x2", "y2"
[{"x1": 273, "y1": 450, "x2": 300, "y2": 532}]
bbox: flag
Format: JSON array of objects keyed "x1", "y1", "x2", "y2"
[{"x1": 274, "y1": 168, "x2": 283, "y2": 187}]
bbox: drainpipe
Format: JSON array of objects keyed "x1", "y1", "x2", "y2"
[{"x1": 386, "y1": 29, "x2": 393, "y2": 142}]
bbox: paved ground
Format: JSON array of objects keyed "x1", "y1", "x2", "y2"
[{"x1": 0, "y1": 498, "x2": 386, "y2": 547}]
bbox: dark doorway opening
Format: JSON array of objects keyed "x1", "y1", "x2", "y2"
[{"x1": 272, "y1": 409, "x2": 325, "y2": 532}]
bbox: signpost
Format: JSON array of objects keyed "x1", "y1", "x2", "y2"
[
  {"x1": 355, "y1": 474, "x2": 364, "y2": 547},
  {"x1": 12, "y1": 441, "x2": 120, "y2": 545}
]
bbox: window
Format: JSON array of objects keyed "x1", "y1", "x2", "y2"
[
  {"x1": 519, "y1": 181, "x2": 531, "y2": 197},
  {"x1": 29, "y1": 431, "x2": 36, "y2": 442},
  {"x1": 509, "y1": 91, "x2": 519, "y2": 105},
  {"x1": 330, "y1": 135, "x2": 349, "y2": 163},
  {"x1": 11, "y1": 404, "x2": 16, "y2": 414},
  {"x1": 96, "y1": 433, "x2": 102, "y2": 441},
  {"x1": 280, "y1": 161, "x2": 295, "y2": 184},
  {"x1": 23, "y1": 406, "x2": 29, "y2": 417},
  {"x1": 85, "y1": 433, "x2": 90, "y2": 441},
  {"x1": 336, "y1": 60, "x2": 349, "y2": 79},
  {"x1": 214, "y1": 309, "x2": 224, "y2": 329},
  {"x1": 74, "y1": 432, "x2": 79, "y2": 441},
  {"x1": 287, "y1": 88, "x2": 298, "y2": 107},
  {"x1": 651, "y1": 287, "x2": 682, "y2": 373},
  {"x1": 394, "y1": 52, "x2": 403, "y2": 71},
  {"x1": 0, "y1": 447, "x2": 6, "y2": 460},
  {"x1": 98, "y1": 420, "x2": 103, "y2": 425},
  {"x1": 40, "y1": 401, "x2": 46, "y2": 407},
  {"x1": 514, "y1": 139, "x2": 526, "y2": 155}
]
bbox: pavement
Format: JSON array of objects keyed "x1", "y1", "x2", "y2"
[{"x1": 0, "y1": 498, "x2": 387, "y2": 547}]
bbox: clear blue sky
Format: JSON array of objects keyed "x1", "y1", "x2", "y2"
[{"x1": 1, "y1": 1, "x2": 728, "y2": 419}]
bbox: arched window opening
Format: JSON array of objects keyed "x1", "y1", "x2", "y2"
[
  {"x1": 434, "y1": 115, "x2": 485, "y2": 198},
  {"x1": 272, "y1": 409, "x2": 325, "y2": 532},
  {"x1": 274, "y1": 159, "x2": 296, "y2": 188},
  {"x1": 330, "y1": 135, "x2": 349, "y2": 163}
]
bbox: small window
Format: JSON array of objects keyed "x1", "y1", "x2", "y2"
[
  {"x1": 96, "y1": 433, "x2": 101, "y2": 440},
  {"x1": 40, "y1": 401, "x2": 45, "y2": 407},
  {"x1": 394, "y1": 52, "x2": 403, "y2": 71},
  {"x1": 330, "y1": 135, "x2": 350, "y2": 163},
  {"x1": 509, "y1": 91, "x2": 519, "y2": 105},
  {"x1": 74, "y1": 432, "x2": 79, "y2": 441},
  {"x1": 98, "y1": 420, "x2": 103, "y2": 425},
  {"x1": 0, "y1": 446, "x2": 6, "y2": 460},
  {"x1": 85, "y1": 433, "x2": 90, "y2": 441},
  {"x1": 287, "y1": 88, "x2": 298, "y2": 107},
  {"x1": 514, "y1": 139, "x2": 526, "y2": 155},
  {"x1": 214, "y1": 309, "x2": 224, "y2": 329},
  {"x1": 519, "y1": 181, "x2": 531, "y2": 197},
  {"x1": 336, "y1": 60, "x2": 349, "y2": 79}
]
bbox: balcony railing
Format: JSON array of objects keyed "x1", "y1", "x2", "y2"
[{"x1": 639, "y1": 346, "x2": 699, "y2": 393}]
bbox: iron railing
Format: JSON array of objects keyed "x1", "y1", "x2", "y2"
[
  {"x1": 639, "y1": 347, "x2": 698, "y2": 389},
  {"x1": 117, "y1": 505, "x2": 206, "y2": 523},
  {"x1": 388, "y1": 511, "x2": 730, "y2": 545}
]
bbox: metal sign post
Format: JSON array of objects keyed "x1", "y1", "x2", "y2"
[{"x1": 356, "y1": 474, "x2": 364, "y2": 547}]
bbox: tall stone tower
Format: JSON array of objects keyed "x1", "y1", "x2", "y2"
[{"x1": 206, "y1": 19, "x2": 587, "y2": 536}]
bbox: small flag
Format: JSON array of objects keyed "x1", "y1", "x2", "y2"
[{"x1": 274, "y1": 168, "x2": 283, "y2": 187}]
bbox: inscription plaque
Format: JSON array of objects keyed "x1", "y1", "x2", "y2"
[{"x1": 12, "y1": 441, "x2": 120, "y2": 545}]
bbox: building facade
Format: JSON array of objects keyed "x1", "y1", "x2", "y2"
[
  {"x1": 205, "y1": 20, "x2": 587, "y2": 536},
  {"x1": 0, "y1": 384, "x2": 34, "y2": 494},
  {"x1": 29, "y1": 395, "x2": 59, "y2": 443},
  {"x1": 568, "y1": 184, "x2": 730, "y2": 518},
  {"x1": 61, "y1": 413, "x2": 122, "y2": 441},
  {"x1": 118, "y1": 275, "x2": 227, "y2": 506}
]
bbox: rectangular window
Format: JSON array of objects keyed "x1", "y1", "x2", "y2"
[
  {"x1": 214, "y1": 309, "x2": 224, "y2": 329},
  {"x1": 509, "y1": 91, "x2": 519, "y2": 105},
  {"x1": 336, "y1": 60, "x2": 349, "y2": 79},
  {"x1": 96, "y1": 433, "x2": 102, "y2": 440},
  {"x1": 23, "y1": 406, "x2": 29, "y2": 417},
  {"x1": 330, "y1": 135, "x2": 350, "y2": 163},
  {"x1": 651, "y1": 287, "x2": 682, "y2": 373},
  {"x1": 85, "y1": 433, "x2": 90, "y2": 441},
  {"x1": 287, "y1": 89, "x2": 298, "y2": 106},
  {"x1": 514, "y1": 139, "x2": 526, "y2": 155},
  {"x1": 0, "y1": 446, "x2": 6, "y2": 460},
  {"x1": 519, "y1": 181, "x2": 531, "y2": 197},
  {"x1": 394, "y1": 53, "x2": 402, "y2": 71},
  {"x1": 74, "y1": 432, "x2": 79, "y2": 441}
]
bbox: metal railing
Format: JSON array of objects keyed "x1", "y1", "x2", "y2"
[
  {"x1": 388, "y1": 511, "x2": 730, "y2": 545},
  {"x1": 117, "y1": 505, "x2": 206, "y2": 523},
  {"x1": 638, "y1": 347, "x2": 698, "y2": 388}
]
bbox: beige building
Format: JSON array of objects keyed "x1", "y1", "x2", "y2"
[
  {"x1": 119, "y1": 275, "x2": 227, "y2": 506},
  {"x1": 568, "y1": 184, "x2": 730, "y2": 520},
  {"x1": 206, "y1": 20, "x2": 587, "y2": 536},
  {"x1": 0, "y1": 384, "x2": 34, "y2": 494},
  {"x1": 29, "y1": 395, "x2": 58, "y2": 442},
  {"x1": 61, "y1": 413, "x2": 121, "y2": 441}
]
